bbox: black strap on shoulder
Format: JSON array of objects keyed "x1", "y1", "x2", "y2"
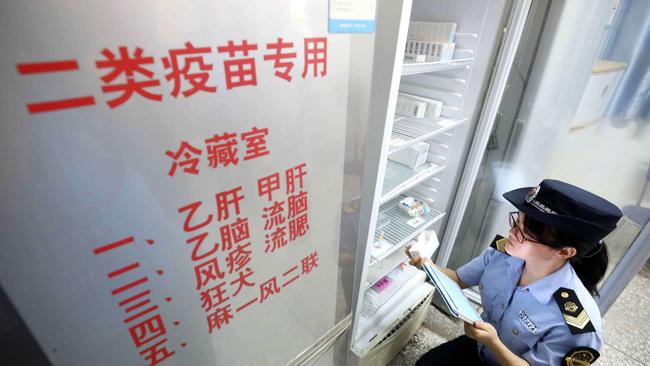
[
  {"x1": 553, "y1": 287, "x2": 595, "y2": 335},
  {"x1": 562, "y1": 346, "x2": 600, "y2": 365},
  {"x1": 489, "y1": 234, "x2": 508, "y2": 254}
]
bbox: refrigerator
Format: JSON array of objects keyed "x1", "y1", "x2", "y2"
[{"x1": 345, "y1": 0, "x2": 533, "y2": 364}]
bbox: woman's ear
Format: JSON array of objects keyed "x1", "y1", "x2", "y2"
[{"x1": 557, "y1": 247, "x2": 577, "y2": 259}]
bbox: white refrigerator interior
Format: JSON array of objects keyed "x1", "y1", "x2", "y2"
[{"x1": 348, "y1": 0, "x2": 522, "y2": 364}]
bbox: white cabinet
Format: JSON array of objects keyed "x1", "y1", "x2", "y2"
[{"x1": 572, "y1": 60, "x2": 627, "y2": 129}]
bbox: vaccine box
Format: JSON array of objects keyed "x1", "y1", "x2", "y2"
[
  {"x1": 405, "y1": 40, "x2": 455, "y2": 62},
  {"x1": 388, "y1": 141, "x2": 429, "y2": 169},
  {"x1": 396, "y1": 93, "x2": 427, "y2": 118},
  {"x1": 398, "y1": 93, "x2": 443, "y2": 119}
]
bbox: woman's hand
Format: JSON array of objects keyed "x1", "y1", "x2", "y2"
[
  {"x1": 464, "y1": 321, "x2": 500, "y2": 348},
  {"x1": 404, "y1": 245, "x2": 433, "y2": 267},
  {"x1": 465, "y1": 321, "x2": 531, "y2": 366}
]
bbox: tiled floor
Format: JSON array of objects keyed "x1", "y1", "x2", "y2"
[
  {"x1": 389, "y1": 260, "x2": 650, "y2": 365},
  {"x1": 599, "y1": 260, "x2": 650, "y2": 365}
]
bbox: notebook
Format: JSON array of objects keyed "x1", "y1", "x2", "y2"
[{"x1": 422, "y1": 263, "x2": 481, "y2": 323}]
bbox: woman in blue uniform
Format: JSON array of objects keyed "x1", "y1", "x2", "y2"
[{"x1": 412, "y1": 179, "x2": 622, "y2": 366}]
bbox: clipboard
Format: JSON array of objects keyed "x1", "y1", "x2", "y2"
[{"x1": 422, "y1": 263, "x2": 481, "y2": 323}]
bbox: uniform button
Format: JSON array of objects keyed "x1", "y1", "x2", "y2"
[
  {"x1": 500, "y1": 304, "x2": 505, "y2": 309},
  {"x1": 479, "y1": 283, "x2": 484, "y2": 290},
  {"x1": 512, "y1": 328, "x2": 519, "y2": 335}
]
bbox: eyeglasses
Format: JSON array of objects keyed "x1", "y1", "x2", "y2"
[{"x1": 508, "y1": 211, "x2": 543, "y2": 244}]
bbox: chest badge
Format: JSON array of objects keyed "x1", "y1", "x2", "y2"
[
  {"x1": 562, "y1": 347, "x2": 600, "y2": 366},
  {"x1": 518, "y1": 310, "x2": 538, "y2": 334}
]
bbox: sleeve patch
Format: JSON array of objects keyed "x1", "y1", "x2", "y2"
[
  {"x1": 553, "y1": 287, "x2": 595, "y2": 335},
  {"x1": 562, "y1": 346, "x2": 600, "y2": 366}
]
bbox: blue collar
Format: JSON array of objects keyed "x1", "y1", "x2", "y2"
[
  {"x1": 520, "y1": 261, "x2": 573, "y2": 304},
  {"x1": 505, "y1": 255, "x2": 525, "y2": 282}
]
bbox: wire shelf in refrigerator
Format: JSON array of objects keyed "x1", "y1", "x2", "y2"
[
  {"x1": 369, "y1": 195, "x2": 445, "y2": 265},
  {"x1": 360, "y1": 264, "x2": 420, "y2": 317},
  {"x1": 389, "y1": 116, "x2": 469, "y2": 155},
  {"x1": 401, "y1": 58, "x2": 473, "y2": 76},
  {"x1": 380, "y1": 161, "x2": 445, "y2": 204},
  {"x1": 351, "y1": 278, "x2": 432, "y2": 356},
  {"x1": 365, "y1": 251, "x2": 409, "y2": 291}
]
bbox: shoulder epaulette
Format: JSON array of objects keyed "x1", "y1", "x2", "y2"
[
  {"x1": 489, "y1": 234, "x2": 508, "y2": 254},
  {"x1": 562, "y1": 346, "x2": 600, "y2": 365},
  {"x1": 553, "y1": 287, "x2": 595, "y2": 335}
]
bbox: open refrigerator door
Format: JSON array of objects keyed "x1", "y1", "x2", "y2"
[{"x1": 347, "y1": 0, "x2": 532, "y2": 364}]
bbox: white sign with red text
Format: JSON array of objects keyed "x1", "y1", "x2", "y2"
[{"x1": 0, "y1": 1, "x2": 351, "y2": 365}]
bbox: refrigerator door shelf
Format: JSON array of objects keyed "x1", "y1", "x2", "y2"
[
  {"x1": 352, "y1": 272, "x2": 432, "y2": 355},
  {"x1": 380, "y1": 161, "x2": 446, "y2": 204},
  {"x1": 369, "y1": 195, "x2": 446, "y2": 265},
  {"x1": 365, "y1": 230, "x2": 440, "y2": 291},
  {"x1": 360, "y1": 264, "x2": 419, "y2": 317},
  {"x1": 389, "y1": 115, "x2": 469, "y2": 154},
  {"x1": 402, "y1": 57, "x2": 473, "y2": 76}
]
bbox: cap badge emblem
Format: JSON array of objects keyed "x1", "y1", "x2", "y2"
[{"x1": 525, "y1": 186, "x2": 540, "y2": 204}]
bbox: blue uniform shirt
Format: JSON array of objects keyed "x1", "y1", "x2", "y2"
[{"x1": 457, "y1": 247, "x2": 602, "y2": 366}]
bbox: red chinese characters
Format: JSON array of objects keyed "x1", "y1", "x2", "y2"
[
  {"x1": 289, "y1": 212, "x2": 310, "y2": 242},
  {"x1": 174, "y1": 166, "x2": 319, "y2": 335},
  {"x1": 217, "y1": 40, "x2": 258, "y2": 89},
  {"x1": 206, "y1": 305, "x2": 234, "y2": 333},
  {"x1": 241, "y1": 127, "x2": 270, "y2": 161},
  {"x1": 17, "y1": 36, "x2": 328, "y2": 114},
  {"x1": 166, "y1": 141, "x2": 202, "y2": 176},
  {"x1": 225, "y1": 242, "x2": 252, "y2": 274},
  {"x1": 259, "y1": 277, "x2": 281, "y2": 303},
  {"x1": 267, "y1": 250, "x2": 320, "y2": 293},
  {"x1": 94, "y1": 214, "x2": 322, "y2": 347},
  {"x1": 262, "y1": 202, "x2": 284, "y2": 229},
  {"x1": 163, "y1": 42, "x2": 217, "y2": 97},
  {"x1": 205, "y1": 132, "x2": 239, "y2": 168},
  {"x1": 92, "y1": 236, "x2": 177, "y2": 366},
  {"x1": 230, "y1": 267, "x2": 255, "y2": 297},
  {"x1": 129, "y1": 314, "x2": 167, "y2": 347},
  {"x1": 200, "y1": 282, "x2": 230, "y2": 312},
  {"x1": 265, "y1": 225, "x2": 288, "y2": 254},
  {"x1": 194, "y1": 257, "x2": 225, "y2": 289},
  {"x1": 215, "y1": 186, "x2": 245, "y2": 222},
  {"x1": 285, "y1": 162, "x2": 307, "y2": 194},
  {"x1": 301, "y1": 251, "x2": 319, "y2": 275},
  {"x1": 96, "y1": 46, "x2": 163, "y2": 108},
  {"x1": 288, "y1": 191, "x2": 308, "y2": 219},
  {"x1": 166, "y1": 127, "x2": 269, "y2": 177},
  {"x1": 177, "y1": 186, "x2": 256, "y2": 334},
  {"x1": 16, "y1": 60, "x2": 96, "y2": 113},
  {"x1": 263, "y1": 38, "x2": 297, "y2": 82},
  {"x1": 219, "y1": 217, "x2": 250, "y2": 251},
  {"x1": 302, "y1": 37, "x2": 327, "y2": 78},
  {"x1": 259, "y1": 163, "x2": 310, "y2": 254},
  {"x1": 258, "y1": 250, "x2": 320, "y2": 303}
]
